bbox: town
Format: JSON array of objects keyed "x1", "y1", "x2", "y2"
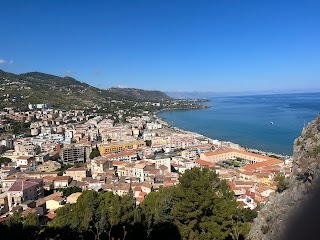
[{"x1": 0, "y1": 103, "x2": 292, "y2": 225}]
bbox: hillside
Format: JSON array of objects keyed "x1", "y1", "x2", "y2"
[
  {"x1": 248, "y1": 114, "x2": 320, "y2": 240},
  {"x1": 0, "y1": 69, "x2": 171, "y2": 110},
  {"x1": 107, "y1": 87, "x2": 170, "y2": 101}
]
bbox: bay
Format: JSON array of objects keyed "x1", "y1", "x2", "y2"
[{"x1": 157, "y1": 92, "x2": 320, "y2": 156}]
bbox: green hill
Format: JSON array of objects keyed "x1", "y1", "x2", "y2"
[{"x1": 0, "y1": 69, "x2": 171, "y2": 110}]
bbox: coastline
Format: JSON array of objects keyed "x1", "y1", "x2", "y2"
[{"x1": 153, "y1": 110, "x2": 292, "y2": 160}]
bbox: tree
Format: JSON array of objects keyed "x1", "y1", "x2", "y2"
[
  {"x1": 89, "y1": 148, "x2": 101, "y2": 159},
  {"x1": 0, "y1": 212, "x2": 38, "y2": 240},
  {"x1": 171, "y1": 168, "x2": 251, "y2": 240},
  {"x1": 0, "y1": 157, "x2": 12, "y2": 165},
  {"x1": 57, "y1": 186, "x2": 82, "y2": 197},
  {"x1": 145, "y1": 140, "x2": 152, "y2": 147},
  {"x1": 47, "y1": 190, "x2": 136, "y2": 240}
]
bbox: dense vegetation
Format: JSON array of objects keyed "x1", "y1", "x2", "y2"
[
  {"x1": 0, "y1": 157, "x2": 12, "y2": 165},
  {"x1": 0, "y1": 69, "x2": 171, "y2": 110},
  {"x1": 0, "y1": 168, "x2": 257, "y2": 240},
  {"x1": 57, "y1": 186, "x2": 83, "y2": 197}
]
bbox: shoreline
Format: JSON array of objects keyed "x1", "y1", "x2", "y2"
[{"x1": 153, "y1": 110, "x2": 292, "y2": 160}]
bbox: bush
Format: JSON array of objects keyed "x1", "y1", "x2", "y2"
[
  {"x1": 275, "y1": 174, "x2": 289, "y2": 193},
  {"x1": 261, "y1": 225, "x2": 270, "y2": 234}
]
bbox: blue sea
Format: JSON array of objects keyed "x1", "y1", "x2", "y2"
[{"x1": 157, "y1": 92, "x2": 320, "y2": 156}]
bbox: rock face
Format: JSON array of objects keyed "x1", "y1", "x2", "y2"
[{"x1": 248, "y1": 114, "x2": 320, "y2": 240}]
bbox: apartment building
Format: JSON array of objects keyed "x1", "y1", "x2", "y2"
[{"x1": 60, "y1": 144, "x2": 87, "y2": 164}]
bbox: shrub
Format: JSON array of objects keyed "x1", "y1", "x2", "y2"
[{"x1": 261, "y1": 225, "x2": 270, "y2": 234}]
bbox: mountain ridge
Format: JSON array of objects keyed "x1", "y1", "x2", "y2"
[{"x1": 0, "y1": 69, "x2": 171, "y2": 110}]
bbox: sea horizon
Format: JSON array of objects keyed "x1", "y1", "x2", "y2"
[{"x1": 157, "y1": 92, "x2": 320, "y2": 156}]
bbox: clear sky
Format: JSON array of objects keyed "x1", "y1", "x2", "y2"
[{"x1": 0, "y1": 0, "x2": 320, "y2": 93}]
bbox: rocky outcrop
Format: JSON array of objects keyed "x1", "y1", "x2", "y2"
[{"x1": 248, "y1": 114, "x2": 320, "y2": 240}]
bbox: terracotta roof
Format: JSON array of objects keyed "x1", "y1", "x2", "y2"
[
  {"x1": 159, "y1": 165, "x2": 168, "y2": 171},
  {"x1": 66, "y1": 167, "x2": 86, "y2": 172},
  {"x1": 36, "y1": 192, "x2": 62, "y2": 206},
  {"x1": 43, "y1": 176, "x2": 56, "y2": 182},
  {"x1": 243, "y1": 159, "x2": 283, "y2": 173},
  {"x1": 134, "y1": 164, "x2": 146, "y2": 169},
  {"x1": 54, "y1": 176, "x2": 70, "y2": 181},
  {"x1": 50, "y1": 196, "x2": 63, "y2": 202},
  {"x1": 8, "y1": 180, "x2": 39, "y2": 192},
  {"x1": 149, "y1": 169, "x2": 159, "y2": 175},
  {"x1": 136, "y1": 197, "x2": 144, "y2": 203},
  {"x1": 203, "y1": 149, "x2": 282, "y2": 162},
  {"x1": 112, "y1": 160, "x2": 128, "y2": 167},
  {"x1": 227, "y1": 181, "x2": 237, "y2": 191},
  {"x1": 46, "y1": 211, "x2": 57, "y2": 219},
  {"x1": 139, "y1": 191, "x2": 147, "y2": 197},
  {"x1": 195, "y1": 159, "x2": 216, "y2": 167},
  {"x1": 17, "y1": 156, "x2": 32, "y2": 160},
  {"x1": 164, "y1": 182, "x2": 175, "y2": 187}
]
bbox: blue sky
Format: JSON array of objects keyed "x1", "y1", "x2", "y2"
[{"x1": 0, "y1": 1, "x2": 320, "y2": 93}]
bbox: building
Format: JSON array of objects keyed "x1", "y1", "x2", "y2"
[
  {"x1": 28, "y1": 103, "x2": 52, "y2": 110},
  {"x1": 7, "y1": 179, "x2": 44, "y2": 210},
  {"x1": 90, "y1": 157, "x2": 113, "y2": 178},
  {"x1": 46, "y1": 196, "x2": 65, "y2": 210},
  {"x1": 36, "y1": 160, "x2": 61, "y2": 172},
  {"x1": 60, "y1": 144, "x2": 87, "y2": 164},
  {"x1": 64, "y1": 167, "x2": 87, "y2": 182},
  {"x1": 66, "y1": 192, "x2": 82, "y2": 204},
  {"x1": 53, "y1": 176, "x2": 72, "y2": 189},
  {"x1": 98, "y1": 140, "x2": 146, "y2": 154},
  {"x1": 200, "y1": 149, "x2": 281, "y2": 164}
]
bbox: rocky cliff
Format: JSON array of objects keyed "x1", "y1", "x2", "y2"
[{"x1": 248, "y1": 114, "x2": 320, "y2": 240}]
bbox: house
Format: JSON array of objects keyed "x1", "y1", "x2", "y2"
[
  {"x1": 67, "y1": 192, "x2": 82, "y2": 204},
  {"x1": 46, "y1": 196, "x2": 65, "y2": 210},
  {"x1": 0, "y1": 166, "x2": 17, "y2": 178},
  {"x1": 7, "y1": 179, "x2": 44, "y2": 210},
  {"x1": 90, "y1": 157, "x2": 113, "y2": 178},
  {"x1": 16, "y1": 156, "x2": 35, "y2": 168},
  {"x1": 53, "y1": 176, "x2": 71, "y2": 189},
  {"x1": 194, "y1": 159, "x2": 217, "y2": 169},
  {"x1": 64, "y1": 167, "x2": 87, "y2": 182},
  {"x1": 132, "y1": 163, "x2": 146, "y2": 182},
  {"x1": 36, "y1": 160, "x2": 61, "y2": 172}
]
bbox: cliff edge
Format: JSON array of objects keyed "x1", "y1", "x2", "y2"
[{"x1": 248, "y1": 114, "x2": 320, "y2": 240}]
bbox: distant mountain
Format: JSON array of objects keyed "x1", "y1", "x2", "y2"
[
  {"x1": 107, "y1": 87, "x2": 171, "y2": 101},
  {"x1": 0, "y1": 69, "x2": 171, "y2": 110}
]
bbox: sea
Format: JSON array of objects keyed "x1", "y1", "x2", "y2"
[{"x1": 157, "y1": 92, "x2": 320, "y2": 156}]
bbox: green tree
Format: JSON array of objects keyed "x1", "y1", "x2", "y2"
[
  {"x1": 89, "y1": 148, "x2": 101, "y2": 159},
  {"x1": 138, "y1": 191, "x2": 160, "y2": 232},
  {"x1": 48, "y1": 190, "x2": 136, "y2": 240},
  {"x1": 172, "y1": 168, "x2": 250, "y2": 240},
  {"x1": 145, "y1": 140, "x2": 152, "y2": 147},
  {"x1": 57, "y1": 186, "x2": 82, "y2": 197},
  {"x1": 0, "y1": 157, "x2": 12, "y2": 165},
  {"x1": 275, "y1": 174, "x2": 289, "y2": 193},
  {"x1": 0, "y1": 212, "x2": 38, "y2": 240}
]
